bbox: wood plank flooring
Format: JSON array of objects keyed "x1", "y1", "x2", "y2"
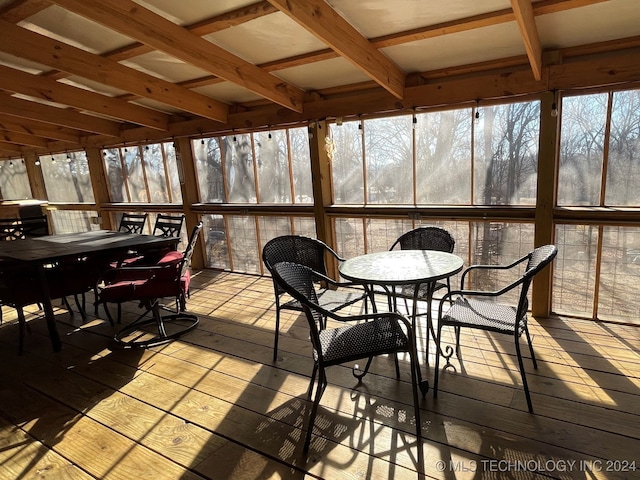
[{"x1": 1, "y1": 269, "x2": 639, "y2": 480}]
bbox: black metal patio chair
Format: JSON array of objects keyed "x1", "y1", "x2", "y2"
[
  {"x1": 271, "y1": 261, "x2": 423, "y2": 451},
  {"x1": 118, "y1": 212, "x2": 148, "y2": 234},
  {"x1": 262, "y1": 235, "x2": 370, "y2": 362},
  {"x1": 433, "y1": 244, "x2": 558, "y2": 412},
  {"x1": 389, "y1": 226, "x2": 456, "y2": 306}
]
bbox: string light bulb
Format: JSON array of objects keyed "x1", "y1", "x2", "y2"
[{"x1": 551, "y1": 102, "x2": 558, "y2": 117}]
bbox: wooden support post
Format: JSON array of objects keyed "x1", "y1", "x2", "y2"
[
  {"x1": 85, "y1": 146, "x2": 114, "y2": 230},
  {"x1": 532, "y1": 90, "x2": 558, "y2": 317},
  {"x1": 175, "y1": 137, "x2": 204, "y2": 270},
  {"x1": 308, "y1": 120, "x2": 338, "y2": 276}
]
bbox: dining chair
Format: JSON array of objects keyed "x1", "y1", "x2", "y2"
[
  {"x1": 0, "y1": 257, "x2": 98, "y2": 352},
  {"x1": 118, "y1": 213, "x2": 148, "y2": 234},
  {"x1": 152, "y1": 213, "x2": 185, "y2": 238},
  {"x1": 389, "y1": 226, "x2": 456, "y2": 304},
  {"x1": 262, "y1": 235, "x2": 370, "y2": 362},
  {"x1": 0, "y1": 216, "x2": 52, "y2": 325},
  {"x1": 0, "y1": 215, "x2": 49, "y2": 240},
  {"x1": 95, "y1": 222, "x2": 203, "y2": 346},
  {"x1": 271, "y1": 261, "x2": 423, "y2": 451},
  {"x1": 433, "y1": 244, "x2": 558, "y2": 412}
]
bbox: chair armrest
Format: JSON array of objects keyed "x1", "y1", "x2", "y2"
[
  {"x1": 460, "y1": 253, "x2": 529, "y2": 289},
  {"x1": 329, "y1": 310, "x2": 412, "y2": 331},
  {"x1": 97, "y1": 263, "x2": 176, "y2": 285},
  {"x1": 309, "y1": 268, "x2": 363, "y2": 290}
]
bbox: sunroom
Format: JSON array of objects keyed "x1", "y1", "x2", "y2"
[{"x1": 1, "y1": 1, "x2": 639, "y2": 479}]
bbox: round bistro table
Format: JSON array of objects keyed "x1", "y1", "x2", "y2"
[{"x1": 339, "y1": 249, "x2": 464, "y2": 390}]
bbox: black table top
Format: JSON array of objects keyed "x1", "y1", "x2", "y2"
[
  {"x1": 339, "y1": 250, "x2": 464, "y2": 286},
  {"x1": 0, "y1": 230, "x2": 178, "y2": 263}
]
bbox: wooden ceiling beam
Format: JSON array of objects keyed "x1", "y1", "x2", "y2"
[
  {"x1": 48, "y1": 0, "x2": 304, "y2": 113},
  {"x1": 1, "y1": 129, "x2": 49, "y2": 148},
  {"x1": 268, "y1": 0, "x2": 405, "y2": 99},
  {"x1": 0, "y1": 141, "x2": 24, "y2": 154},
  {"x1": 511, "y1": 0, "x2": 543, "y2": 81},
  {"x1": 102, "y1": 1, "x2": 278, "y2": 63},
  {"x1": 0, "y1": 93, "x2": 122, "y2": 136},
  {"x1": 0, "y1": 0, "x2": 51, "y2": 23},
  {"x1": 0, "y1": 65, "x2": 169, "y2": 130},
  {"x1": 0, "y1": 115, "x2": 81, "y2": 143},
  {"x1": 0, "y1": 19, "x2": 229, "y2": 123}
]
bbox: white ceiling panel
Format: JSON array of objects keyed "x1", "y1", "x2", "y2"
[
  {"x1": 385, "y1": 22, "x2": 525, "y2": 73},
  {"x1": 193, "y1": 82, "x2": 262, "y2": 105},
  {"x1": 21, "y1": 5, "x2": 133, "y2": 54},
  {"x1": 120, "y1": 51, "x2": 212, "y2": 83},
  {"x1": 328, "y1": 0, "x2": 511, "y2": 38},
  {"x1": 536, "y1": 0, "x2": 640, "y2": 50},
  {"x1": 135, "y1": 0, "x2": 259, "y2": 26},
  {"x1": 0, "y1": 52, "x2": 49, "y2": 74},
  {"x1": 275, "y1": 58, "x2": 371, "y2": 91},
  {"x1": 204, "y1": 11, "x2": 328, "y2": 65},
  {"x1": 58, "y1": 77, "x2": 129, "y2": 97}
]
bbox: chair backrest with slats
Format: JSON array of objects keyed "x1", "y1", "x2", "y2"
[
  {"x1": 118, "y1": 213, "x2": 148, "y2": 234},
  {"x1": 180, "y1": 221, "x2": 203, "y2": 279},
  {"x1": 390, "y1": 226, "x2": 455, "y2": 253},
  {"x1": 0, "y1": 216, "x2": 49, "y2": 241},
  {"x1": 153, "y1": 214, "x2": 185, "y2": 238},
  {"x1": 0, "y1": 218, "x2": 25, "y2": 241}
]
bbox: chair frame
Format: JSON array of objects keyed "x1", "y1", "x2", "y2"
[
  {"x1": 0, "y1": 215, "x2": 49, "y2": 241},
  {"x1": 389, "y1": 226, "x2": 456, "y2": 300},
  {"x1": 118, "y1": 213, "x2": 148, "y2": 234},
  {"x1": 153, "y1": 213, "x2": 185, "y2": 238},
  {"x1": 96, "y1": 222, "x2": 203, "y2": 348},
  {"x1": 271, "y1": 261, "x2": 422, "y2": 452},
  {"x1": 434, "y1": 244, "x2": 558, "y2": 412},
  {"x1": 262, "y1": 235, "x2": 370, "y2": 362}
]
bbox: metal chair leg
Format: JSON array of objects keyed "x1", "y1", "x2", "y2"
[
  {"x1": 515, "y1": 337, "x2": 534, "y2": 413},
  {"x1": 304, "y1": 370, "x2": 327, "y2": 452}
]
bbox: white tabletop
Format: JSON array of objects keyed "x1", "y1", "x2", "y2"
[{"x1": 339, "y1": 250, "x2": 463, "y2": 286}]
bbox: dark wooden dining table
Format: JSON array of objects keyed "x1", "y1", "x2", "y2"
[{"x1": 0, "y1": 230, "x2": 179, "y2": 351}]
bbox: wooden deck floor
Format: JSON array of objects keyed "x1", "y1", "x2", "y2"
[{"x1": 1, "y1": 270, "x2": 639, "y2": 480}]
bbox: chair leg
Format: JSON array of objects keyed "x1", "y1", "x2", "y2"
[
  {"x1": 101, "y1": 302, "x2": 115, "y2": 326},
  {"x1": 524, "y1": 325, "x2": 538, "y2": 369},
  {"x1": 515, "y1": 337, "x2": 534, "y2": 413},
  {"x1": 307, "y1": 364, "x2": 318, "y2": 399},
  {"x1": 17, "y1": 307, "x2": 26, "y2": 354},
  {"x1": 304, "y1": 369, "x2": 327, "y2": 452},
  {"x1": 273, "y1": 307, "x2": 281, "y2": 362},
  {"x1": 62, "y1": 296, "x2": 75, "y2": 318},
  {"x1": 433, "y1": 322, "x2": 444, "y2": 399},
  {"x1": 409, "y1": 344, "x2": 422, "y2": 442},
  {"x1": 73, "y1": 292, "x2": 87, "y2": 321}
]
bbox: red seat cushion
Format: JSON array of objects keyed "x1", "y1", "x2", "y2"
[{"x1": 100, "y1": 251, "x2": 184, "y2": 302}]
